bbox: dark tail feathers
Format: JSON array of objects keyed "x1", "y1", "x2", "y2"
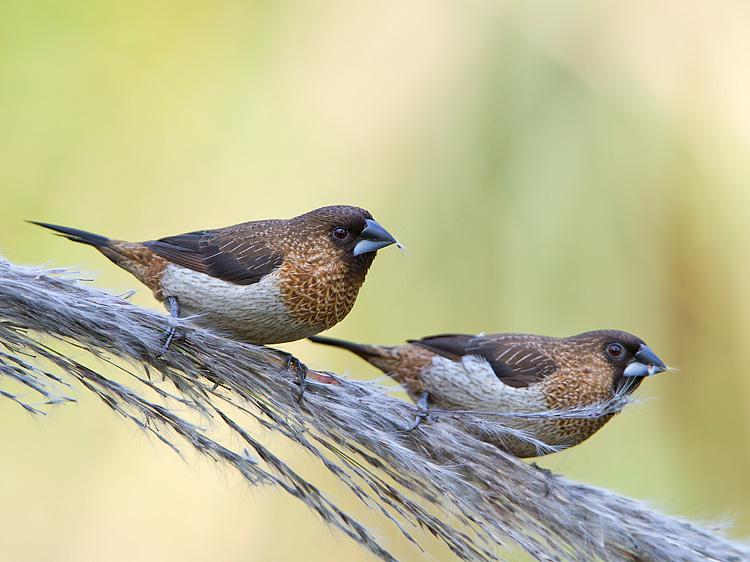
[
  {"x1": 308, "y1": 335, "x2": 385, "y2": 360},
  {"x1": 29, "y1": 221, "x2": 110, "y2": 247}
]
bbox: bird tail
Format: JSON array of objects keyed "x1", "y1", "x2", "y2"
[
  {"x1": 308, "y1": 335, "x2": 387, "y2": 361},
  {"x1": 310, "y1": 336, "x2": 410, "y2": 377},
  {"x1": 29, "y1": 221, "x2": 110, "y2": 248}
]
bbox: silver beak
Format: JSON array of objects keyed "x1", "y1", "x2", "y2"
[
  {"x1": 352, "y1": 219, "x2": 397, "y2": 256},
  {"x1": 623, "y1": 344, "x2": 668, "y2": 377}
]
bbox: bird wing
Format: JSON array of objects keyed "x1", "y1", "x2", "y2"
[
  {"x1": 409, "y1": 333, "x2": 558, "y2": 388},
  {"x1": 144, "y1": 227, "x2": 284, "y2": 286}
]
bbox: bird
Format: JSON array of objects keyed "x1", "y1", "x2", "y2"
[
  {"x1": 31, "y1": 205, "x2": 398, "y2": 354},
  {"x1": 309, "y1": 330, "x2": 668, "y2": 457}
]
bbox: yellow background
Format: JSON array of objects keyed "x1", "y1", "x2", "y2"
[{"x1": 1, "y1": 2, "x2": 749, "y2": 560}]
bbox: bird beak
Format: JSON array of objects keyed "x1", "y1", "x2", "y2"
[
  {"x1": 352, "y1": 219, "x2": 397, "y2": 256},
  {"x1": 623, "y1": 344, "x2": 667, "y2": 377}
]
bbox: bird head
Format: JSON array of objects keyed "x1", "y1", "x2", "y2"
[
  {"x1": 570, "y1": 330, "x2": 668, "y2": 394},
  {"x1": 290, "y1": 205, "x2": 398, "y2": 270}
]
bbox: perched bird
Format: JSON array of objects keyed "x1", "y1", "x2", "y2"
[
  {"x1": 31, "y1": 206, "x2": 398, "y2": 351},
  {"x1": 310, "y1": 330, "x2": 667, "y2": 457}
]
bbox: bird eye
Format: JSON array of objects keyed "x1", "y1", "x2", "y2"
[
  {"x1": 606, "y1": 343, "x2": 625, "y2": 358},
  {"x1": 332, "y1": 227, "x2": 348, "y2": 240}
]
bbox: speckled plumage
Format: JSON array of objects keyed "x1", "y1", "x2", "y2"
[
  {"x1": 276, "y1": 241, "x2": 371, "y2": 330},
  {"x1": 31, "y1": 205, "x2": 396, "y2": 344},
  {"x1": 310, "y1": 330, "x2": 667, "y2": 458}
]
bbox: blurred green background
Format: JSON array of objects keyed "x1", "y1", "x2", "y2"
[{"x1": 2, "y1": 1, "x2": 749, "y2": 561}]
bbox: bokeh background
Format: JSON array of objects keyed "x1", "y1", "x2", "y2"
[{"x1": 2, "y1": 1, "x2": 750, "y2": 561}]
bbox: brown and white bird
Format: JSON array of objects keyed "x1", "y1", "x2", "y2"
[
  {"x1": 310, "y1": 330, "x2": 667, "y2": 457},
  {"x1": 31, "y1": 206, "x2": 397, "y2": 349}
]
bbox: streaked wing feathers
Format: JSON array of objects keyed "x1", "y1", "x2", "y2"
[
  {"x1": 411, "y1": 333, "x2": 558, "y2": 388},
  {"x1": 145, "y1": 229, "x2": 284, "y2": 286}
]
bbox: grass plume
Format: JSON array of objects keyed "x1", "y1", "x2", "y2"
[{"x1": 0, "y1": 259, "x2": 747, "y2": 562}]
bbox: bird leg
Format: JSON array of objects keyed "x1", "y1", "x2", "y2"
[
  {"x1": 282, "y1": 353, "x2": 308, "y2": 402},
  {"x1": 404, "y1": 391, "x2": 430, "y2": 432},
  {"x1": 157, "y1": 296, "x2": 180, "y2": 357}
]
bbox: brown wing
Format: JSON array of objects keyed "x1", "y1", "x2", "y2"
[
  {"x1": 409, "y1": 333, "x2": 558, "y2": 388},
  {"x1": 144, "y1": 228, "x2": 284, "y2": 286}
]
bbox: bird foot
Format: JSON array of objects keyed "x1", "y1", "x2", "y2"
[
  {"x1": 157, "y1": 296, "x2": 181, "y2": 358},
  {"x1": 157, "y1": 326, "x2": 179, "y2": 358},
  {"x1": 404, "y1": 392, "x2": 430, "y2": 432},
  {"x1": 283, "y1": 354, "x2": 308, "y2": 402}
]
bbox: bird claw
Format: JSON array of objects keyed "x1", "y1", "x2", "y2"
[
  {"x1": 404, "y1": 411, "x2": 429, "y2": 432},
  {"x1": 283, "y1": 354, "x2": 308, "y2": 402},
  {"x1": 157, "y1": 296, "x2": 181, "y2": 358},
  {"x1": 404, "y1": 392, "x2": 430, "y2": 432},
  {"x1": 157, "y1": 326, "x2": 178, "y2": 358}
]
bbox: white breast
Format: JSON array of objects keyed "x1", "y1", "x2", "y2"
[
  {"x1": 421, "y1": 355, "x2": 546, "y2": 412},
  {"x1": 421, "y1": 355, "x2": 556, "y2": 456},
  {"x1": 159, "y1": 264, "x2": 311, "y2": 344}
]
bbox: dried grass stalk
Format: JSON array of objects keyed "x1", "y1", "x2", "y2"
[{"x1": 0, "y1": 259, "x2": 746, "y2": 562}]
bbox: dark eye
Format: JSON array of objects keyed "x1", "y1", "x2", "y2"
[
  {"x1": 606, "y1": 343, "x2": 625, "y2": 359},
  {"x1": 332, "y1": 227, "x2": 348, "y2": 240}
]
